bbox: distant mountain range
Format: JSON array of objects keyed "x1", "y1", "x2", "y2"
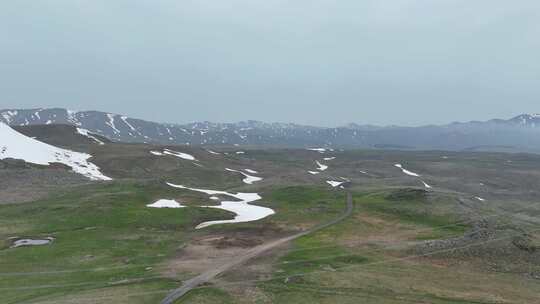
[{"x1": 2, "y1": 108, "x2": 540, "y2": 153}]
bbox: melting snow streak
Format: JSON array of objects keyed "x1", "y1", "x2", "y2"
[
  {"x1": 316, "y1": 161, "x2": 328, "y2": 171},
  {"x1": 167, "y1": 183, "x2": 274, "y2": 229},
  {"x1": 394, "y1": 164, "x2": 421, "y2": 177},
  {"x1": 225, "y1": 168, "x2": 263, "y2": 184},
  {"x1": 76, "y1": 128, "x2": 105, "y2": 145}
]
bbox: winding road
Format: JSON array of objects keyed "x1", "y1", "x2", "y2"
[{"x1": 160, "y1": 191, "x2": 354, "y2": 304}]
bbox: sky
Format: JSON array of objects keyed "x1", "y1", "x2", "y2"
[{"x1": 1, "y1": 0, "x2": 539, "y2": 127}]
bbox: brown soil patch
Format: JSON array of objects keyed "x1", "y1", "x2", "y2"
[
  {"x1": 162, "y1": 227, "x2": 287, "y2": 278},
  {"x1": 334, "y1": 213, "x2": 426, "y2": 250}
]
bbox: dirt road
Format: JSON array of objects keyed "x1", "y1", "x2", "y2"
[{"x1": 160, "y1": 191, "x2": 354, "y2": 304}]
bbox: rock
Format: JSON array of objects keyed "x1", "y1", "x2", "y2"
[{"x1": 512, "y1": 235, "x2": 537, "y2": 253}]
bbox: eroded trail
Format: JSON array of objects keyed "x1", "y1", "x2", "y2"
[{"x1": 160, "y1": 192, "x2": 354, "y2": 304}]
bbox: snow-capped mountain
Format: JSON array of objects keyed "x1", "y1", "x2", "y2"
[
  {"x1": 508, "y1": 114, "x2": 540, "y2": 128},
  {"x1": 0, "y1": 122, "x2": 111, "y2": 181},
  {"x1": 2, "y1": 108, "x2": 540, "y2": 153},
  {"x1": 0, "y1": 108, "x2": 326, "y2": 146}
]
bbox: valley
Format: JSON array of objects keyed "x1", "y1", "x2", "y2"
[
  {"x1": 2, "y1": 2, "x2": 539, "y2": 302},
  {"x1": 1, "y1": 123, "x2": 539, "y2": 303}
]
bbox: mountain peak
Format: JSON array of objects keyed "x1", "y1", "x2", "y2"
[
  {"x1": 510, "y1": 113, "x2": 540, "y2": 126},
  {"x1": 2, "y1": 108, "x2": 540, "y2": 152}
]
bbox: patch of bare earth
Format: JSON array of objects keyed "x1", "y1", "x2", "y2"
[
  {"x1": 336, "y1": 213, "x2": 426, "y2": 250},
  {"x1": 226, "y1": 285, "x2": 273, "y2": 304},
  {"x1": 161, "y1": 228, "x2": 287, "y2": 278}
]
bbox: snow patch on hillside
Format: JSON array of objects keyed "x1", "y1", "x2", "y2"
[
  {"x1": 327, "y1": 180, "x2": 344, "y2": 187},
  {"x1": 150, "y1": 149, "x2": 196, "y2": 160},
  {"x1": 120, "y1": 116, "x2": 142, "y2": 137},
  {"x1": 166, "y1": 183, "x2": 274, "y2": 229},
  {"x1": 105, "y1": 113, "x2": 121, "y2": 135},
  {"x1": 147, "y1": 199, "x2": 185, "y2": 208},
  {"x1": 76, "y1": 128, "x2": 105, "y2": 145},
  {"x1": 394, "y1": 164, "x2": 420, "y2": 177},
  {"x1": 316, "y1": 161, "x2": 328, "y2": 171},
  {"x1": 226, "y1": 168, "x2": 263, "y2": 184},
  {"x1": 206, "y1": 150, "x2": 220, "y2": 155},
  {"x1": 163, "y1": 149, "x2": 196, "y2": 160},
  {"x1": 421, "y1": 180, "x2": 432, "y2": 189},
  {"x1": 1, "y1": 111, "x2": 18, "y2": 124},
  {"x1": 0, "y1": 123, "x2": 111, "y2": 181}
]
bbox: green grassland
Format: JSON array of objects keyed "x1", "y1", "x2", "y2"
[
  {"x1": 0, "y1": 181, "x2": 233, "y2": 304},
  {"x1": 0, "y1": 182, "x2": 356, "y2": 303},
  {"x1": 197, "y1": 189, "x2": 540, "y2": 304},
  {"x1": 2, "y1": 142, "x2": 540, "y2": 304}
]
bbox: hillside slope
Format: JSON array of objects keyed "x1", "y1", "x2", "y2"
[
  {"x1": 2, "y1": 108, "x2": 540, "y2": 152},
  {"x1": 0, "y1": 122, "x2": 111, "y2": 181}
]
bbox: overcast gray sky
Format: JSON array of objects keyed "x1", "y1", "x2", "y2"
[{"x1": 1, "y1": 1, "x2": 539, "y2": 126}]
